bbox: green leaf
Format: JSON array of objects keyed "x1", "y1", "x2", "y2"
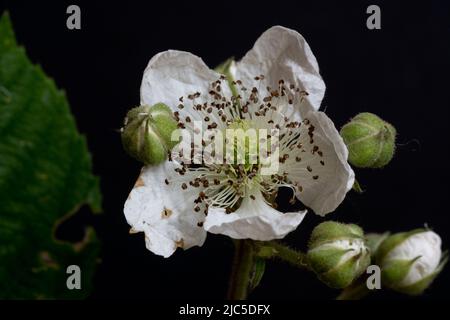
[{"x1": 0, "y1": 12, "x2": 102, "y2": 299}]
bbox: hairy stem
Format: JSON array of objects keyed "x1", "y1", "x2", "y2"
[
  {"x1": 256, "y1": 241, "x2": 309, "y2": 270},
  {"x1": 227, "y1": 240, "x2": 254, "y2": 300}
]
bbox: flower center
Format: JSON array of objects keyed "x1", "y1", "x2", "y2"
[
  {"x1": 226, "y1": 118, "x2": 261, "y2": 169},
  {"x1": 167, "y1": 76, "x2": 322, "y2": 216}
]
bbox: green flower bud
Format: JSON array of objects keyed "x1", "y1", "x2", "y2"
[
  {"x1": 365, "y1": 232, "x2": 390, "y2": 259},
  {"x1": 375, "y1": 229, "x2": 447, "y2": 295},
  {"x1": 307, "y1": 221, "x2": 371, "y2": 288},
  {"x1": 121, "y1": 103, "x2": 178, "y2": 165},
  {"x1": 340, "y1": 112, "x2": 396, "y2": 168}
]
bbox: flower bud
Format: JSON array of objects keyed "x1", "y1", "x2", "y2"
[
  {"x1": 340, "y1": 112, "x2": 396, "y2": 168},
  {"x1": 375, "y1": 229, "x2": 447, "y2": 295},
  {"x1": 366, "y1": 232, "x2": 390, "y2": 259},
  {"x1": 307, "y1": 221, "x2": 371, "y2": 288},
  {"x1": 121, "y1": 103, "x2": 178, "y2": 165}
]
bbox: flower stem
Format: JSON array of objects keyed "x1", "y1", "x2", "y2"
[
  {"x1": 255, "y1": 241, "x2": 309, "y2": 270},
  {"x1": 336, "y1": 281, "x2": 370, "y2": 300},
  {"x1": 227, "y1": 240, "x2": 254, "y2": 300}
]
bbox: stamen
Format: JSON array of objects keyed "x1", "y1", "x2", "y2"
[{"x1": 172, "y1": 76, "x2": 323, "y2": 214}]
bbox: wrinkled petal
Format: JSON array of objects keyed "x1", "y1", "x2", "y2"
[
  {"x1": 140, "y1": 50, "x2": 230, "y2": 121},
  {"x1": 234, "y1": 26, "x2": 326, "y2": 113},
  {"x1": 203, "y1": 191, "x2": 306, "y2": 240},
  {"x1": 124, "y1": 161, "x2": 207, "y2": 257},
  {"x1": 281, "y1": 111, "x2": 354, "y2": 216}
]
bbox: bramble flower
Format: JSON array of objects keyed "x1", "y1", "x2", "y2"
[{"x1": 124, "y1": 26, "x2": 354, "y2": 257}]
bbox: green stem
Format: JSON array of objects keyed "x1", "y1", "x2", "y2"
[
  {"x1": 256, "y1": 241, "x2": 309, "y2": 270},
  {"x1": 336, "y1": 281, "x2": 370, "y2": 300},
  {"x1": 227, "y1": 240, "x2": 255, "y2": 300}
]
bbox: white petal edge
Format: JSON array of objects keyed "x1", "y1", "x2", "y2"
[
  {"x1": 203, "y1": 191, "x2": 307, "y2": 240},
  {"x1": 124, "y1": 161, "x2": 207, "y2": 258},
  {"x1": 289, "y1": 111, "x2": 354, "y2": 216},
  {"x1": 140, "y1": 50, "x2": 229, "y2": 121},
  {"x1": 234, "y1": 26, "x2": 326, "y2": 113}
]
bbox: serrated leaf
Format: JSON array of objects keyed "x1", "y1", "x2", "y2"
[{"x1": 0, "y1": 12, "x2": 102, "y2": 299}]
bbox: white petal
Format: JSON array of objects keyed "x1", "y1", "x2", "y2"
[
  {"x1": 124, "y1": 161, "x2": 207, "y2": 258},
  {"x1": 234, "y1": 26, "x2": 325, "y2": 112},
  {"x1": 386, "y1": 231, "x2": 442, "y2": 286},
  {"x1": 203, "y1": 191, "x2": 306, "y2": 240},
  {"x1": 282, "y1": 111, "x2": 354, "y2": 216},
  {"x1": 140, "y1": 50, "x2": 230, "y2": 121}
]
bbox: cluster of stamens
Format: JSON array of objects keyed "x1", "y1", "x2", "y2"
[{"x1": 165, "y1": 75, "x2": 326, "y2": 221}]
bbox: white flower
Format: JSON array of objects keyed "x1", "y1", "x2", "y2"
[
  {"x1": 378, "y1": 230, "x2": 447, "y2": 294},
  {"x1": 124, "y1": 26, "x2": 355, "y2": 257}
]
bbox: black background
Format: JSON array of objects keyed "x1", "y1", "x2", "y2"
[{"x1": 0, "y1": 0, "x2": 449, "y2": 300}]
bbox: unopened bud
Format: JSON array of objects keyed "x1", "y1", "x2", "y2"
[
  {"x1": 340, "y1": 112, "x2": 396, "y2": 168},
  {"x1": 121, "y1": 103, "x2": 178, "y2": 165},
  {"x1": 375, "y1": 229, "x2": 447, "y2": 295},
  {"x1": 307, "y1": 221, "x2": 371, "y2": 288}
]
